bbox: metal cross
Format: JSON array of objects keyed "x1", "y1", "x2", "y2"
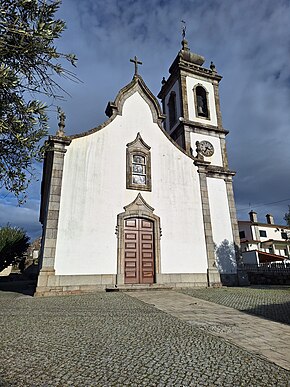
[{"x1": 130, "y1": 55, "x2": 142, "y2": 76}]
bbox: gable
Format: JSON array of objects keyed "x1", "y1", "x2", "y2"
[{"x1": 71, "y1": 75, "x2": 165, "y2": 140}]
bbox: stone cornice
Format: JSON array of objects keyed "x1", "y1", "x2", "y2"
[
  {"x1": 171, "y1": 120, "x2": 228, "y2": 138},
  {"x1": 177, "y1": 60, "x2": 222, "y2": 81},
  {"x1": 194, "y1": 159, "x2": 211, "y2": 168},
  {"x1": 158, "y1": 57, "x2": 222, "y2": 99},
  {"x1": 182, "y1": 119, "x2": 228, "y2": 134},
  {"x1": 206, "y1": 165, "x2": 236, "y2": 179},
  {"x1": 194, "y1": 161, "x2": 236, "y2": 178},
  {"x1": 46, "y1": 136, "x2": 71, "y2": 153}
]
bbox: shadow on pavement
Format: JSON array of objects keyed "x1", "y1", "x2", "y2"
[
  {"x1": 179, "y1": 286, "x2": 290, "y2": 326},
  {"x1": 242, "y1": 301, "x2": 290, "y2": 326},
  {"x1": 0, "y1": 274, "x2": 36, "y2": 296}
]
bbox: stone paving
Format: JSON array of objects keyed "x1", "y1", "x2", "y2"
[
  {"x1": 129, "y1": 290, "x2": 290, "y2": 371},
  {"x1": 0, "y1": 290, "x2": 290, "y2": 386},
  {"x1": 179, "y1": 286, "x2": 290, "y2": 325}
]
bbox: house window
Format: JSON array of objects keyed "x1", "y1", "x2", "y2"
[
  {"x1": 281, "y1": 232, "x2": 288, "y2": 239},
  {"x1": 168, "y1": 91, "x2": 177, "y2": 129},
  {"x1": 259, "y1": 230, "x2": 267, "y2": 237},
  {"x1": 239, "y1": 231, "x2": 246, "y2": 239},
  {"x1": 126, "y1": 133, "x2": 151, "y2": 191},
  {"x1": 195, "y1": 85, "x2": 209, "y2": 118}
]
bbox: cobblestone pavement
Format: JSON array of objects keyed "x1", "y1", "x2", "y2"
[
  {"x1": 179, "y1": 286, "x2": 290, "y2": 325},
  {"x1": 0, "y1": 291, "x2": 290, "y2": 386},
  {"x1": 129, "y1": 290, "x2": 290, "y2": 371}
]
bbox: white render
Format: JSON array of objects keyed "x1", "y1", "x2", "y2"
[
  {"x1": 186, "y1": 77, "x2": 217, "y2": 126},
  {"x1": 207, "y1": 178, "x2": 236, "y2": 273},
  {"x1": 55, "y1": 91, "x2": 208, "y2": 276}
]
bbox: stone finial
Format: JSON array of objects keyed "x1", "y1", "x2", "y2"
[
  {"x1": 161, "y1": 77, "x2": 166, "y2": 85},
  {"x1": 181, "y1": 38, "x2": 190, "y2": 52},
  {"x1": 56, "y1": 107, "x2": 66, "y2": 137},
  {"x1": 210, "y1": 61, "x2": 217, "y2": 73}
]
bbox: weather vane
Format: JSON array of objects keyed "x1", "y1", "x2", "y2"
[
  {"x1": 130, "y1": 55, "x2": 142, "y2": 76},
  {"x1": 181, "y1": 20, "x2": 186, "y2": 39}
]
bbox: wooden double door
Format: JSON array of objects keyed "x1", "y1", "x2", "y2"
[{"x1": 124, "y1": 218, "x2": 155, "y2": 284}]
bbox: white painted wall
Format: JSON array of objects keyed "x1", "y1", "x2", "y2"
[
  {"x1": 255, "y1": 225, "x2": 288, "y2": 241},
  {"x1": 190, "y1": 132, "x2": 223, "y2": 166},
  {"x1": 239, "y1": 221, "x2": 290, "y2": 258},
  {"x1": 186, "y1": 77, "x2": 217, "y2": 126},
  {"x1": 55, "y1": 91, "x2": 208, "y2": 275},
  {"x1": 207, "y1": 178, "x2": 236, "y2": 273},
  {"x1": 163, "y1": 80, "x2": 181, "y2": 132}
]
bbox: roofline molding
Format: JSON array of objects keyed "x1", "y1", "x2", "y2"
[{"x1": 70, "y1": 75, "x2": 165, "y2": 140}]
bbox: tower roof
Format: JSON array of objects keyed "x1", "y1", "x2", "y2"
[
  {"x1": 171, "y1": 38, "x2": 205, "y2": 70},
  {"x1": 158, "y1": 39, "x2": 222, "y2": 100}
]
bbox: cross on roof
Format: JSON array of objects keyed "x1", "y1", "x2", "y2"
[{"x1": 130, "y1": 55, "x2": 142, "y2": 76}]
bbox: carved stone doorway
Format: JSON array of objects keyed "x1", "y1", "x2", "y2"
[
  {"x1": 124, "y1": 217, "x2": 155, "y2": 284},
  {"x1": 116, "y1": 193, "x2": 161, "y2": 285}
]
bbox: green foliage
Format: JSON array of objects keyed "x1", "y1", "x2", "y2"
[
  {"x1": 284, "y1": 205, "x2": 290, "y2": 227},
  {"x1": 0, "y1": 0, "x2": 77, "y2": 201},
  {"x1": 0, "y1": 225, "x2": 30, "y2": 272}
]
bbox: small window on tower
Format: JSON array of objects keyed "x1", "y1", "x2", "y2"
[
  {"x1": 168, "y1": 91, "x2": 177, "y2": 129},
  {"x1": 126, "y1": 133, "x2": 151, "y2": 191},
  {"x1": 195, "y1": 85, "x2": 209, "y2": 119}
]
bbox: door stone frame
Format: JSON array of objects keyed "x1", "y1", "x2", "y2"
[{"x1": 116, "y1": 193, "x2": 161, "y2": 285}]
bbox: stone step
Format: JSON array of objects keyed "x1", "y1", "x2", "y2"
[{"x1": 105, "y1": 284, "x2": 174, "y2": 292}]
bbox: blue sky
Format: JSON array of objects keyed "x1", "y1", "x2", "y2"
[{"x1": 1, "y1": 0, "x2": 290, "y2": 239}]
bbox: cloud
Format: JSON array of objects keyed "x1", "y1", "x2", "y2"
[{"x1": 1, "y1": 0, "x2": 289, "y2": 233}]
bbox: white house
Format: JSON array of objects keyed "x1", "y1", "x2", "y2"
[
  {"x1": 238, "y1": 211, "x2": 290, "y2": 265},
  {"x1": 36, "y1": 38, "x2": 241, "y2": 295}
]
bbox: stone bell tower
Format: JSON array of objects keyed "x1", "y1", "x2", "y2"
[
  {"x1": 158, "y1": 36, "x2": 245, "y2": 285},
  {"x1": 157, "y1": 37, "x2": 228, "y2": 171}
]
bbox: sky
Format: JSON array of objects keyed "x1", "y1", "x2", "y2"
[{"x1": 1, "y1": 0, "x2": 290, "y2": 240}]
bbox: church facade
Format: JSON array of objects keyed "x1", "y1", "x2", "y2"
[{"x1": 36, "y1": 39, "x2": 241, "y2": 296}]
